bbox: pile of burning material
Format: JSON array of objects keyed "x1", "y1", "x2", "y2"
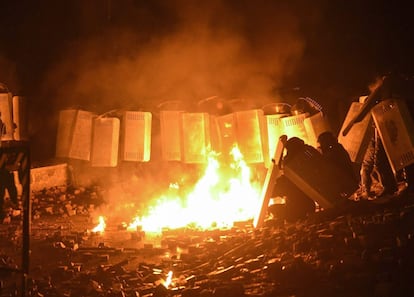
[
  {"x1": 9, "y1": 83, "x2": 410, "y2": 296},
  {"x1": 2, "y1": 191, "x2": 414, "y2": 297}
]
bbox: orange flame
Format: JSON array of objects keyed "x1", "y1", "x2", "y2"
[
  {"x1": 163, "y1": 271, "x2": 173, "y2": 288},
  {"x1": 91, "y1": 216, "x2": 106, "y2": 233},
  {"x1": 127, "y1": 146, "x2": 262, "y2": 233}
]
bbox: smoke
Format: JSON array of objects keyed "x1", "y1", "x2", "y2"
[
  {"x1": 30, "y1": 0, "x2": 321, "y2": 180},
  {"x1": 30, "y1": 0, "x2": 327, "y2": 222},
  {"x1": 0, "y1": 54, "x2": 19, "y2": 92},
  {"x1": 41, "y1": 0, "x2": 315, "y2": 114},
  {"x1": 368, "y1": 75, "x2": 385, "y2": 93}
]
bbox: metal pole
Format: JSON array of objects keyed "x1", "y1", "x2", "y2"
[{"x1": 20, "y1": 142, "x2": 30, "y2": 297}]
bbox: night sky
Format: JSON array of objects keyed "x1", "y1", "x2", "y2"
[{"x1": 1, "y1": 0, "x2": 413, "y2": 162}]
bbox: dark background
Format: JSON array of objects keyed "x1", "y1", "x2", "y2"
[{"x1": 1, "y1": 0, "x2": 413, "y2": 162}]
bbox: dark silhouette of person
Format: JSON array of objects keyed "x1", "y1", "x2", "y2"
[
  {"x1": 359, "y1": 123, "x2": 398, "y2": 199},
  {"x1": 357, "y1": 75, "x2": 405, "y2": 199},
  {"x1": 0, "y1": 163, "x2": 19, "y2": 216},
  {"x1": 0, "y1": 115, "x2": 19, "y2": 219},
  {"x1": 317, "y1": 131, "x2": 358, "y2": 183},
  {"x1": 272, "y1": 137, "x2": 317, "y2": 221}
]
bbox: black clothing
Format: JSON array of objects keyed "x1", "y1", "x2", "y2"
[
  {"x1": 272, "y1": 137, "x2": 316, "y2": 221},
  {"x1": 0, "y1": 169, "x2": 18, "y2": 214},
  {"x1": 317, "y1": 131, "x2": 358, "y2": 183},
  {"x1": 0, "y1": 152, "x2": 19, "y2": 217},
  {"x1": 273, "y1": 175, "x2": 316, "y2": 221}
]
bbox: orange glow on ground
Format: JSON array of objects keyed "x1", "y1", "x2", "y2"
[
  {"x1": 91, "y1": 146, "x2": 265, "y2": 234},
  {"x1": 127, "y1": 147, "x2": 262, "y2": 233}
]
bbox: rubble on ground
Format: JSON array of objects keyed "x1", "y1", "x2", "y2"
[{"x1": 1, "y1": 187, "x2": 414, "y2": 297}]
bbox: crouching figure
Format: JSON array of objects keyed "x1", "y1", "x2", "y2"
[{"x1": 271, "y1": 135, "x2": 359, "y2": 222}]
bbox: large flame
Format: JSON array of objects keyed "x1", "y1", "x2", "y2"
[
  {"x1": 127, "y1": 146, "x2": 262, "y2": 233},
  {"x1": 91, "y1": 146, "x2": 263, "y2": 234}
]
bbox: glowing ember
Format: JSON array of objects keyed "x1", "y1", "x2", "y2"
[
  {"x1": 163, "y1": 271, "x2": 173, "y2": 288},
  {"x1": 127, "y1": 146, "x2": 262, "y2": 233},
  {"x1": 91, "y1": 216, "x2": 106, "y2": 233}
]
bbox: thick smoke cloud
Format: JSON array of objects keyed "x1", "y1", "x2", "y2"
[{"x1": 41, "y1": 0, "x2": 319, "y2": 114}]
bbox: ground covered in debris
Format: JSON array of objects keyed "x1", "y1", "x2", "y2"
[{"x1": 1, "y1": 186, "x2": 414, "y2": 297}]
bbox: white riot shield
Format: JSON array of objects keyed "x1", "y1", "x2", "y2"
[
  {"x1": 91, "y1": 117, "x2": 120, "y2": 167},
  {"x1": 181, "y1": 112, "x2": 211, "y2": 163},
  {"x1": 0, "y1": 92, "x2": 14, "y2": 141},
  {"x1": 56, "y1": 109, "x2": 95, "y2": 161},
  {"x1": 265, "y1": 114, "x2": 285, "y2": 168},
  {"x1": 121, "y1": 111, "x2": 152, "y2": 162},
  {"x1": 216, "y1": 113, "x2": 237, "y2": 159},
  {"x1": 304, "y1": 112, "x2": 331, "y2": 148},
  {"x1": 372, "y1": 98, "x2": 414, "y2": 174},
  {"x1": 160, "y1": 110, "x2": 183, "y2": 161},
  {"x1": 234, "y1": 109, "x2": 268, "y2": 164},
  {"x1": 281, "y1": 113, "x2": 309, "y2": 144},
  {"x1": 338, "y1": 102, "x2": 373, "y2": 163}
]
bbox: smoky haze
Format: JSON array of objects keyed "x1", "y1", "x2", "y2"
[
  {"x1": 41, "y1": 1, "x2": 318, "y2": 114},
  {"x1": 3, "y1": 1, "x2": 414, "y2": 161},
  {"x1": 0, "y1": 0, "x2": 326, "y2": 161}
]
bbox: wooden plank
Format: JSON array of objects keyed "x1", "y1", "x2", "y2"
[{"x1": 253, "y1": 135, "x2": 286, "y2": 228}]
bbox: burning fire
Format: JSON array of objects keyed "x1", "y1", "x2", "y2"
[
  {"x1": 163, "y1": 271, "x2": 173, "y2": 288},
  {"x1": 91, "y1": 216, "x2": 106, "y2": 233},
  {"x1": 93, "y1": 146, "x2": 262, "y2": 233}
]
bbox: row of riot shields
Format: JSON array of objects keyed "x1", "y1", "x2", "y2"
[
  {"x1": 55, "y1": 107, "x2": 331, "y2": 167},
  {"x1": 56, "y1": 110, "x2": 152, "y2": 167}
]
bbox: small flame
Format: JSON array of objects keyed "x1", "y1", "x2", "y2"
[
  {"x1": 127, "y1": 217, "x2": 141, "y2": 231},
  {"x1": 164, "y1": 271, "x2": 173, "y2": 288},
  {"x1": 92, "y1": 216, "x2": 106, "y2": 233}
]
